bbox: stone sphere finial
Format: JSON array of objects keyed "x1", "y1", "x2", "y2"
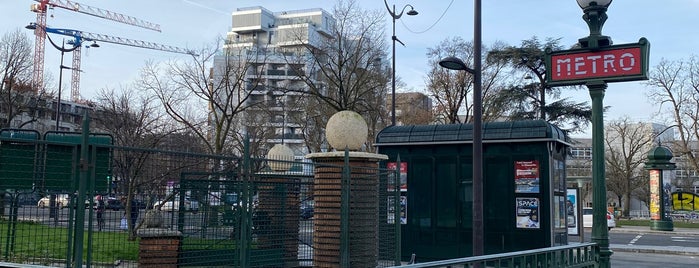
[
  {"x1": 267, "y1": 144, "x2": 295, "y2": 171},
  {"x1": 325, "y1": 110, "x2": 368, "y2": 151}
]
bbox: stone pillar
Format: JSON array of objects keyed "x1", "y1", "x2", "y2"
[
  {"x1": 306, "y1": 152, "x2": 387, "y2": 268},
  {"x1": 137, "y1": 228, "x2": 182, "y2": 268}
]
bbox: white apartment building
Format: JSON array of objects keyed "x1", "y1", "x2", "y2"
[{"x1": 213, "y1": 6, "x2": 336, "y2": 158}]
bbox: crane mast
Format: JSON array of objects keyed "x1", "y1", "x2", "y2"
[{"x1": 30, "y1": 0, "x2": 165, "y2": 101}]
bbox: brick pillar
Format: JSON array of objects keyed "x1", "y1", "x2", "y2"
[
  {"x1": 137, "y1": 228, "x2": 182, "y2": 268},
  {"x1": 306, "y1": 152, "x2": 387, "y2": 268},
  {"x1": 256, "y1": 175, "x2": 300, "y2": 266}
]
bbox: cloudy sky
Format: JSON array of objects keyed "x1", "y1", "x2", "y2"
[{"x1": 2, "y1": 0, "x2": 697, "y2": 137}]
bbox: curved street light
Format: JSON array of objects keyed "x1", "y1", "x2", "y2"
[
  {"x1": 384, "y1": 0, "x2": 418, "y2": 126},
  {"x1": 26, "y1": 23, "x2": 87, "y2": 131}
]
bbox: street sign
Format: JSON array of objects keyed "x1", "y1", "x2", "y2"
[{"x1": 545, "y1": 38, "x2": 650, "y2": 87}]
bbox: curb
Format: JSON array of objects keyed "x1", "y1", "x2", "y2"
[{"x1": 610, "y1": 244, "x2": 699, "y2": 256}]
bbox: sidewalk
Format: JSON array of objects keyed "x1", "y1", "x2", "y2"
[{"x1": 608, "y1": 225, "x2": 699, "y2": 256}]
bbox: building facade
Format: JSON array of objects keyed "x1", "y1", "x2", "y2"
[
  {"x1": 1, "y1": 94, "x2": 93, "y2": 133},
  {"x1": 213, "y1": 6, "x2": 336, "y2": 158}
]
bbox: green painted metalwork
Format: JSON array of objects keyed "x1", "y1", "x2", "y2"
[
  {"x1": 387, "y1": 243, "x2": 599, "y2": 268},
  {"x1": 340, "y1": 148, "x2": 350, "y2": 268},
  {"x1": 0, "y1": 129, "x2": 41, "y2": 190}
]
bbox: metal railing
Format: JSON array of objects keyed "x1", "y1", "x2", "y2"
[{"x1": 390, "y1": 243, "x2": 599, "y2": 268}]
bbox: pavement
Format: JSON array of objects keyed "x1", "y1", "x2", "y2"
[{"x1": 607, "y1": 225, "x2": 699, "y2": 256}]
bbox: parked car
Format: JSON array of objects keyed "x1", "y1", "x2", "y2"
[
  {"x1": 37, "y1": 194, "x2": 70, "y2": 209},
  {"x1": 155, "y1": 198, "x2": 199, "y2": 212},
  {"x1": 300, "y1": 200, "x2": 314, "y2": 220},
  {"x1": 582, "y1": 207, "x2": 616, "y2": 230}
]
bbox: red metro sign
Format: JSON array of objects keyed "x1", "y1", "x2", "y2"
[{"x1": 545, "y1": 38, "x2": 650, "y2": 86}]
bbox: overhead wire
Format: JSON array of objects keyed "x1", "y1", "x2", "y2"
[{"x1": 400, "y1": 0, "x2": 455, "y2": 34}]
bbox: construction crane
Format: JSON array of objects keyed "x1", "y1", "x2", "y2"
[
  {"x1": 27, "y1": 23, "x2": 197, "y2": 101},
  {"x1": 29, "y1": 0, "x2": 162, "y2": 99}
]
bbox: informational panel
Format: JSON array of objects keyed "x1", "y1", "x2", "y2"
[
  {"x1": 44, "y1": 132, "x2": 112, "y2": 192},
  {"x1": 0, "y1": 129, "x2": 41, "y2": 190},
  {"x1": 515, "y1": 160, "x2": 540, "y2": 193},
  {"x1": 649, "y1": 170, "x2": 661, "y2": 220},
  {"x1": 387, "y1": 162, "x2": 407, "y2": 191},
  {"x1": 567, "y1": 188, "x2": 580, "y2": 235},
  {"x1": 516, "y1": 197, "x2": 540, "y2": 229}
]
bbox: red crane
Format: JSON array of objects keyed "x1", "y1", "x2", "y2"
[{"x1": 29, "y1": 0, "x2": 162, "y2": 100}]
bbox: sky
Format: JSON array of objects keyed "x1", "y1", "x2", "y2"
[{"x1": 2, "y1": 0, "x2": 698, "y2": 138}]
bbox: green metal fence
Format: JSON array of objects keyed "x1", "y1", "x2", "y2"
[
  {"x1": 0, "y1": 123, "x2": 600, "y2": 268},
  {"x1": 0, "y1": 126, "x2": 401, "y2": 267}
]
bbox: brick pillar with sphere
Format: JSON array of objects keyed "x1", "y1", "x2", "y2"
[{"x1": 306, "y1": 110, "x2": 387, "y2": 267}]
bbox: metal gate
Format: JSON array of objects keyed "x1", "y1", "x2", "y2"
[{"x1": 174, "y1": 169, "x2": 315, "y2": 267}]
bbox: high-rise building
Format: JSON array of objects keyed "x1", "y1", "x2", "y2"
[{"x1": 212, "y1": 7, "x2": 336, "y2": 158}]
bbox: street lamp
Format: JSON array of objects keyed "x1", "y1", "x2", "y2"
[
  {"x1": 576, "y1": 1, "x2": 613, "y2": 267},
  {"x1": 25, "y1": 23, "x2": 84, "y2": 131},
  {"x1": 383, "y1": 0, "x2": 418, "y2": 126},
  {"x1": 438, "y1": 0, "x2": 483, "y2": 257},
  {"x1": 576, "y1": 0, "x2": 612, "y2": 49}
]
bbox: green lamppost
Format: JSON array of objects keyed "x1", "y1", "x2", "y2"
[
  {"x1": 645, "y1": 146, "x2": 676, "y2": 231},
  {"x1": 575, "y1": 0, "x2": 613, "y2": 267}
]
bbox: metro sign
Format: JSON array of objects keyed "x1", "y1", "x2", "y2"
[{"x1": 545, "y1": 38, "x2": 650, "y2": 87}]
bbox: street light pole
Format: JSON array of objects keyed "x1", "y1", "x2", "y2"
[
  {"x1": 56, "y1": 42, "x2": 68, "y2": 131},
  {"x1": 575, "y1": 1, "x2": 613, "y2": 267},
  {"x1": 438, "y1": 0, "x2": 483, "y2": 258},
  {"x1": 472, "y1": 0, "x2": 483, "y2": 257},
  {"x1": 383, "y1": 0, "x2": 418, "y2": 126}
]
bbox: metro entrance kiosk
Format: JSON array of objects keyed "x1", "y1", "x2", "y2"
[{"x1": 375, "y1": 120, "x2": 570, "y2": 262}]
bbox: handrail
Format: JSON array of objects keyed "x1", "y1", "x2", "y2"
[{"x1": 390, "y1": 243, "x2": 599, "y2": 268}]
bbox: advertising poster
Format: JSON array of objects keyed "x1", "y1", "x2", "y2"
[
  {"x1": 516, "y1": 197, "x2": 540, "y2": 229},
  {"x1": 650, "y1": 170, "x2": 660, "y2": 220},
  {"x1": 567, "y1": 188, "x2": 580, "y2": 235},
  {"x1": 387, "y1": 162, "x2": 408, "y2": 191},
  {"x1": 515, "y1": 160, "x2": 540, "y2": 193},
  {"x1": 387, "y1": 195, "x2": 407, "y2": 224}
]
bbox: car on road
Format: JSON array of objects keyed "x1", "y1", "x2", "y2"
[
  {"x1": 582, "y1": 207, "x2": 616, "y2": 230},
  {"x1": 37, "y1": 194, "x2": 70, "y2": 209},
  {"x1": 155, "y1": 198, "x2": 199, "y2": 212}
]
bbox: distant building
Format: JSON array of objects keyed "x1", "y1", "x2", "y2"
[
  {"x1": 0, "y1": 94, "x2": 93, "y2": 133},
  {"x1": 391, "y1": 92, "x2": 432, "y2": 125}
]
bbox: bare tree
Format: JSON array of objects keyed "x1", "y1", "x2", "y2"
[
  {"x1": 647, "y1": 57, "x2": 699, "y2": 185},
  {"x1": 425, "y1": 37, "x2": 509, "y2": 124},
  {"x1": 604, "y1": 117, "x2": 655, "y2": 218},
  {"x1": 0, "y1": 28, "x2": 38, "y2": 128},
  {"x1": 92, "y1": 86, "x2": 183, "y2": 239},
  {"x1": 137, "y1": 39, "x2": 268, "y2": 156},
  {"x1": 280, "y1": 0, "x2": 390, "y2": 151}
]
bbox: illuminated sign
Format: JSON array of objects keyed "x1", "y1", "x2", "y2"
[{"x1": 545, "y1": 38, "x2": 650, "y2": 86}]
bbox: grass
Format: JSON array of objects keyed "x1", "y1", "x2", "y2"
[
  {"x1": 0, "y1": 220, "x2": 138, "y2": 265},
  {"x1": 617, "y1": 219, "x2": 699, "y2": 228}
]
